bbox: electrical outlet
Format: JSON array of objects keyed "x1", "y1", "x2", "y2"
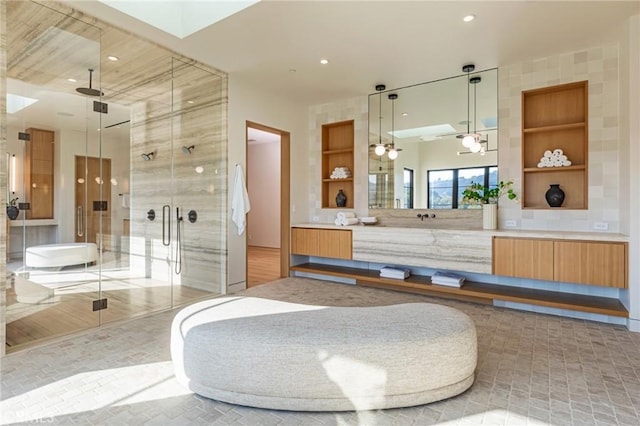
[
  {"x1": 312, "y1": 216, "x2": 319, "y2": 222},
  {"x1": 593, "y1": 222, "x2": 608, "y2": 231},
  {"x1": 505, "y1": 220, "x2": 517, "y2": 227}
]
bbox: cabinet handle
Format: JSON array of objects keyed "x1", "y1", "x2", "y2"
[
  {"x1": 77, "y1": 206, "x2": 83, "y2": 237},
  {"x1": 162, "y1": 205, "x2": 171, "y2": 246}
]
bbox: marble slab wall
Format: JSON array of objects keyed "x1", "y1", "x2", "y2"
[
  {"x1": 371, "y1": 208, "x2": 483, "y2": 229},
  {"x1": 351, "y1": 227, "x2": 492, "y2": 274},
  {"x1": 130, "y1": 62, "x2": 227, "y2": 293}
]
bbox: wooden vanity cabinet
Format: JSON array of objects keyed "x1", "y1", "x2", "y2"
[
  {"x1": 553, "y1": 240, "x2": 627, "y2": 288},
  {"x1": 492, "y1": 237, "x2": 554, "y2": 281},
  {"x1": 291, "y1": 228, "x2": 352, "y2": 260},
  {"x1": 493, "y1": 236, "x2": 627, "y2": 288}
]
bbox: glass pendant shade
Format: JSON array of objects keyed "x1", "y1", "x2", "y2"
[
  {"x1": 470, "y1": 141, "x2": 482, "y2": 153},
  {"x1": 388, "y1": 148, "x2": 398, "y2": 160},
  {"x1": 462, "y1": 134, "x2": 476, "y2": 148},
  {"x1": 374, "y1": 144, "x2": 386, "y2": 156}
]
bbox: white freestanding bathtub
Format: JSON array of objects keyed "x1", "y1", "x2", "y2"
[{"x1": 25, "y1": 243, "x2": 98, "y2": 268}]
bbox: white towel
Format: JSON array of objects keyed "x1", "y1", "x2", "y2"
[
  {"x1": 231, "y1": 164, "x2": 251, "y2": 235},
  {"x1": 337, "y1": 211, "x2": 356, "y2": 221},
  {"x1": 121, "y1": 193, "x2": 130, "y2": 209},
  {"x1": 340, "y1": 217, "x2": 359, "y2": 226}
]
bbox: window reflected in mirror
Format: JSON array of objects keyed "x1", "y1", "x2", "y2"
[{"x1": 368, "y1": 68, "x2": 498, "y2": 209}]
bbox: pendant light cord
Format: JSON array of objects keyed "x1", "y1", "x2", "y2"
[
  {"x1": 379, "y1": 89, "x2": 383, "y2": 145},
  {"x1": 467, "y1": 70, "x2": 471, "y2": 135}
]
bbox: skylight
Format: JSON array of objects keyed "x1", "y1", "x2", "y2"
[
  {"x1": 7, "y1": 93, "x2": 38, "y2": 114},
  {"x1": 389, "y1": 124, "x2": 456, "y2": 139},
  {"x1": 99, "y1": 0, "x2": 260, "y2": 39}
]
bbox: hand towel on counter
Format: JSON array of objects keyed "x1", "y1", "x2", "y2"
[
  {"x1": 337, "y1": 211, "x2": 356, "y2": 221},
  {"x1": 231, "y1": 164, "x2": 251, "y2": 235},
  {"x1": 339, "y1": 217, "x2": 359, "y2": 226}
]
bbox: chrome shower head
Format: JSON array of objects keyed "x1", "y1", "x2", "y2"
[
  {"x1": 182, "y1": 145, "x2": 194, "y2": 155},
  {"x1": 141, "y1": 152, "x2": 154, "y2": 161}
]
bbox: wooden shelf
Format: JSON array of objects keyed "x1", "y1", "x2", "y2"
[
  {"x1": 523, "y1": 122, "x2": 585, "y2": 133},
  {"x1": 322, "y1": 178, "x2": 353, "y2": 183},
  {"x1": 523, "y1": 165, "x2": 586, "y2": 173},
  {"x1": 290, "y1": 263, "x2": 628, "y2": 318},
  {"x1": 322, "y1": 148, "x2": 353, "y2": 155},
  {"x1": 521, "y1": 81, "x2": 588, "y2": 209},
  {"x1": 322, "y1": 120, "x2": 355, "y2": 208}
]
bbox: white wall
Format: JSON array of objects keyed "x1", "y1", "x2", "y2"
[
  {"x1": 227, "y1": 75, "x2": 308, "y2": 291},
  {"x1": 247, "y1": 140, "x2": 281, "y2": 248},
  {"x1": 622, "y1": 15, "x2": 640, "y2": 331}
]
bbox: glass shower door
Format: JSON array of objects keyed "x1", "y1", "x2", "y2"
[{"x1": 5, "y1": 1, "x2": 102, "y2": 350}]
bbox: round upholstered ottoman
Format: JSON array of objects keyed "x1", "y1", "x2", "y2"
[{"x1": 171, "y1": 296, "x2": 477, "y2": 411}]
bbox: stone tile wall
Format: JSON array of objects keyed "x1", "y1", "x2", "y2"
[{"x1": 497, "y1": 44, "x2": 622, "y2": 233}]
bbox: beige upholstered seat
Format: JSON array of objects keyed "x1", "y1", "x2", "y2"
[{"x1": 171, "y1": 296, "x2": 477, "y2": 411}]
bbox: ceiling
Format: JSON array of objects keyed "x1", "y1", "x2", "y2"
[{"x1": 65, "y1": 0, "x2": 639, "y2": 106}]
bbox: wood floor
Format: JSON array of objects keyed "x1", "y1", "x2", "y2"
[
  {"x1": 6, "y1": 247, "x2": 280, "y2": 352},
  {"x1": 5, "y1": 275, "x2": 211, "y2": 353},
  {"x1": 247, "y1": 246, "x2": 281, "y2": 288}
]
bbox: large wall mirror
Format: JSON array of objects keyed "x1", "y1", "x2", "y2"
[{"x1": 368, "y1": 68, "x2": 498, "y2": 209}]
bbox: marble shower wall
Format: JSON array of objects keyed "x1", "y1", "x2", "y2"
[{"x1": 130, "y1": 59, "x2": 228, "y2": 293}]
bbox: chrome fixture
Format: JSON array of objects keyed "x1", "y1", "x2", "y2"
[
  {"x1": 141, "y1": 152, "x2": 154, "y2": 161},
  {"x1": 182, "y1": 145, "x2": 195, "y2": 155}
]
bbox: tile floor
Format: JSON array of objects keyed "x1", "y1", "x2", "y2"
[{"x1": 2, "y1": 277, "x2": 640, "y2": 425}]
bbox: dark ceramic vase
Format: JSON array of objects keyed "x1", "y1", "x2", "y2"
[
  {"x1": 545, "y1": 184, "x2": 565, "y2": 207},
  {"x1": 6, "y1": 205, "x2": 19, "y2": 220},
  {"x1": 336, "y1": 189, "x2": 347, "y2": 207}
]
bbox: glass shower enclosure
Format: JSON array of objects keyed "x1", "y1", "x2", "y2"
[{"x1": 4, "y1": 1, "x2": 226, "y2": 352}]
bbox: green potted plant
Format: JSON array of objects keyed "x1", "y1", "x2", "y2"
[
  {"x1": 462, "y1": 180, "x2": 517, "y2": 205},
  {"x1": 462, "y1": 181, "x2": 517, "y2": 230},
  {"x1": 6, "y1": 197, "x2": 19, "y2": 220}
]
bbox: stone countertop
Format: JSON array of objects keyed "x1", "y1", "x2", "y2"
[{"x1": 291, "y1": 223, "x2": 629, "y2": 242}]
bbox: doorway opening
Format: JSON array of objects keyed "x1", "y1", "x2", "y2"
[{"x1": 245, "y1": 122, "x2": 290, "y2": 287}]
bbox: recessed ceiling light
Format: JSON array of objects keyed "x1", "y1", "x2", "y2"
[
  {"x1": 67, "y1": 78, "x2": 77, "y2": 82},
  {"x1": 289, "y1": 68, "x2": 297, "y2": 73},
  {"x1": 107, "y1": 55, "x2": 119, "y2": 61},
  {"x1": 320, "y1": 59, "x2": 329, "y2": 65},
  {"x1": 463, "y1": 14, "x2": 475, "y2": 22},
  {"x1": 402, "y1": 112, "x2": 408, "y2": 116},
  {"x1": 187, "y1": 100, "x2": 195, "y2": 104}
]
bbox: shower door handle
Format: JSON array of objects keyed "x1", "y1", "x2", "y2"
[
  {"x1": 77, "y1": 206, "x2": 83, "y2": 237},
  {"x1": 162, "y1": 204, "x2": 171, "y2": 246}
]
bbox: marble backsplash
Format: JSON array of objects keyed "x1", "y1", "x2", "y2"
[{"x1": 369, "y1": 208, "x2": 483, "y2": 229}]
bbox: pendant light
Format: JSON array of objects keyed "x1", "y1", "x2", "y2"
[
  {"x1": 460, "y1": 64, "x2": 481, "y2": 149},
  {"x1": 387, "y1": 93, "x2": 399, "y2": 160},
  {"x1": 374, "y1": 84, "x2": 386, "y2": 156}
]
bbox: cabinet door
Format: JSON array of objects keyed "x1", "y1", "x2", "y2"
[
  {"x1": 554, "y1": 241, "x2": 627, "y2": 288},
  {"x1": 290, "y1": 228, "x2": 319, "y2": 256},
  {"x1": 492, "y1": 237, "x2": 554, "y2": 280},
  {"x1": 318, "y1": 230, "x2": 352, "y2": 260}
]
